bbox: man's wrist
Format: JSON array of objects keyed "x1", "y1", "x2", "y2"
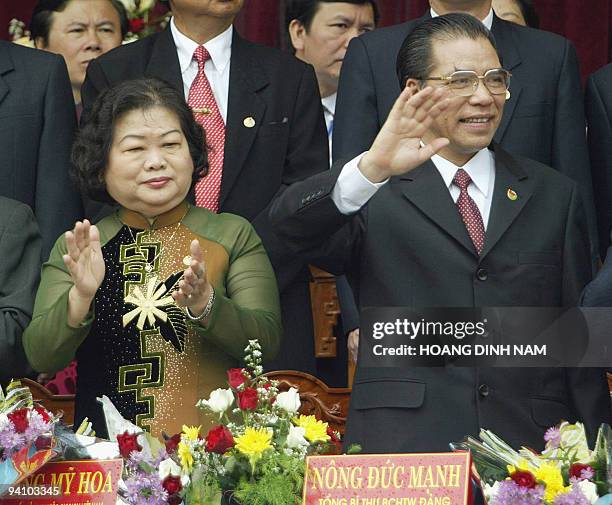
[{"x1": 358, "y1": 151, "x2": 388, "y2": 183}]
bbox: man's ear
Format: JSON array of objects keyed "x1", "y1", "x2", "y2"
[
  {"x1": 34, "y1": 36, "x2": 46, "y2": 49},
  {"x1": 404, "y1": 78, "x2": 421, "y2": 93},
  {"x1": 288, "y1": 19, "x2": 306, "y2": 53}
]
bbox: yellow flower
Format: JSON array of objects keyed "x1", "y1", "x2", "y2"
[
  {"x1": 234, "y1": 427, "x2": 272, "y2": 466},
  {"x1": 178, "y1": 440, "x2": 194, "y2": 472},
  {"x1": 507, "y1": 458, "x2": 536, "y2": 475},
  {"x1": 535, "y1": 461, "x2": 567, "y2": 502},
  {"x1": 182, "y1": 425, "x2": 201, "y2": 441},
  {"x1": 293, "y1": 415, "x2": 330, "y2": 443}
]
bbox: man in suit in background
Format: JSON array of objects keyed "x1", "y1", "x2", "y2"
[
  {"x1": 271, "y1": 14, "x2": 610, "y2": 454},
  {"x1": 0, "y1": 40, "x2": 82, "y2": 258},
  {"x1": 286, "y1": 0, "x2": 377, "y2": 382},
  {"x1": 81, "y1": 0, "x2": 328, "y2": 374},
  {"x1": 0, "y1": 197, "x2": 42, "y2": 387},
  {"x1": 586, "y1": 63, "x2": 612, "y2": 261},
  {"x1": 333, "y1": 0, "x2": 597, "y2": 259}
]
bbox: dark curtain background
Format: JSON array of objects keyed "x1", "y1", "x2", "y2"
[{"x1": 1, "y1": 0, "x2": 610, "y2": 81}]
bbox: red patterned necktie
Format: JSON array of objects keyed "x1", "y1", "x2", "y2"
[
  {"x1": 188, "y1": 45, "x2": 225, "y2": 212},
  {"x1": 453, "y1": 168, "x2": 485, "y2": 255}
]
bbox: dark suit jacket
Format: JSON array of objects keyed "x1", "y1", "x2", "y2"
[
  {"x1": 81, "y1": 27, "x2": 329, "y2": 373},
  {"x1": 0, "y1": 41, "x2": 82, "y2": 258},
  {"x1": 581, "y1": 233, "x2": 612, "y2": 307},
  {"x1": 333, "y1": 14, "x2": 598, "y2": 260},
  {"x1": 0, "y1": 197, "x2": 41, "y2": 386},
  {"x1": 586, "y1": 63, "x2": 612, "y2": 260},
  {"x1": 270, "y1": 144, "x2": 611, "y2": 453}
]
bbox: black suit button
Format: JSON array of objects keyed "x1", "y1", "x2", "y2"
[
  {"x1": 478, "y1": 384, "x2": 489, "y2": 397},
  {"x1": 476, "y1": 268, "x2": 488, "y2": 281}
]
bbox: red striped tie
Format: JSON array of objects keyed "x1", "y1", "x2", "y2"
[{"x1": 188, "y1": 45, "x2": 225, "y2": 212}]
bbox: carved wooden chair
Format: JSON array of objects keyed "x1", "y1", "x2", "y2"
[
  {"x1": 264, "y1": 370, "x2": 351, "y2": 435},
  {"x1": 21, "y1": 377, "x2": 75, "y2": 425},
  {"x1": 21, "y1": 371, "x2": 351, "y2": 436}
]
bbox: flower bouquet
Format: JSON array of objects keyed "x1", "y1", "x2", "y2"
[
  {"x1": 452, "y1": 422, "x2": 612, "y2": 504},
  {"x1": 116, "y1": 0, "x2": 170, "y2": 41},
  {"x1": 177, "y1": 340, "x2": 340, "y2": 505},
  {"x1": 0, "y1": 380, "x2": 58, "y2": 495}
]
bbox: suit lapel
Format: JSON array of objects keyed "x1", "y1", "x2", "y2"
[
  {"x1": 145, "y1": 27, "x2": 183, "y2": 94},
  {"x1": 0, "y1": 45, "x2": 14, "y2": 107},
  {"x1": 398, "y1": 161, "x2": 477, "y2": 256},
  {"x1": 491, "y1": 15, "x2": 523, "y2": 143},
  {"x1": 480, "y1": 145, "x2": 533, "y2": 258},
  {"x1": 219, "y1": 31, "x2": 268, "y2": 207}
]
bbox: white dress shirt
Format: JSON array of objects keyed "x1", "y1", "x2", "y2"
[
  {"x1": 170, "y1": 17, "x2": 232, "y2": 122},
  {"x1": 430, "y1": 7, "x2": 494, "y2": 30},
  {"x1": 321, "y1": 92, "x2": 336, "y2": 166},
  {"x1": 332, "y1": 148, "x2": 496, "y2": 230}
]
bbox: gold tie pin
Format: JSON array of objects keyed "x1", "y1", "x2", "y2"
[
  {"x1": 507, "y1": 188, "x2": 518, "y2": 201},
  {"x1": 192, "y1": 107, "x2": 212, "y2": 115}
]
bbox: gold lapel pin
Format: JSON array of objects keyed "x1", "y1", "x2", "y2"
[
  {"x1": 507, "y1": 188, "x2": 518, "y2": 201},
  {"x1": 243, "y1": 116, "x2": 256, "y2": 128},
  {"x1": 192, "y1": 107, "x2": 212, "y2": 115}
]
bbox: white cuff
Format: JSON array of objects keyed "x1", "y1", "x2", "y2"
[{"x1": 331, "y1": 152, "x2": 389, "y2": 214}]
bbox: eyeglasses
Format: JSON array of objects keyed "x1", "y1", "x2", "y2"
[{"x1": 422, "y1": 69, "x2": 512, "y2": 96}]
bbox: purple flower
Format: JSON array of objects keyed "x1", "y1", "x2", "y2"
[
  {"x1": 553, "y1": 486, "x2": 590, "y2": 505},
  {"x1": 491, "y1": 480, "x2": 545, "y2": 505},
  {"x1": 125, "y1": 471, "x2": 168, "y2": 505},
  {"x1": 544, "y1": 427, "x2": 561, "y2": 448},
  {"x1": 0, "y1": 426, "x2": 25, "y2": 460},
  {"x1": 23, "y1": 411, "x2": 51, "y2": 444},
  {"x1": 580, "y1": 467, "x2": 595, "y2": 480}
]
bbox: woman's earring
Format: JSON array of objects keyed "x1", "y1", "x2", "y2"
[{"x1": 505, "y1": 90, "x2": 511, "y2": 100}]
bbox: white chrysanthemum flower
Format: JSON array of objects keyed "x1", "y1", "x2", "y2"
[
  {"x1": 197, "y1": 388, "x2": 234, "y2": 414},
  {"x1": 276, "y1": 387, "x2": 301, "y2": 414}
]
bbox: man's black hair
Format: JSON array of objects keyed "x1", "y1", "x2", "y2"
[
  {"x1": 30, "y1": 0, "x2": 129, "y2": 45},
  {"x1": 285, "y1": 0, "x2": 379, "y2": 51},
  {"x1": 396, "y1": 12, "x2": 501, "y2": 88}
]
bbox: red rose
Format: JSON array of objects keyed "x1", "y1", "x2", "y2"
[
  {"x1": 168, "y1": 495, "x2": 182, "y2": 505},
  {"x1": 570, "y1": 463, "x2": 594, "y2": 480},
  {"x1": 8, "y1": 409, "x2": 29, "y2": 433},
  {"x1": 165, "y1": 433, "x2": 181, "y2": 454},
  {"x1": 238, "y1": 387, "x2": 258, "y2": 410},
  {"x1": 35, "y1": 435, "x2": 53, "y2": 450},
  {"x1": 205, "y1": 425, "x2": 235, "y2": 454},
  {"x1": 162, "y1": 475, "x2": 182, "y2": 495},
  {"x1": 227, "y1": 368, "x2": 247, "y2": 389},
  {"x1": 128, "y1": 18, "x2": 145, "y2": 33},
  {"x1": 116, "y1": 431, "x2": 142, "y2": 459},
  {"x1": 510, "y1": 470, "x2": 536, "y2": 489},
  {"x1": 34, "y1": 406, "x2": 51, "y2": 423}
]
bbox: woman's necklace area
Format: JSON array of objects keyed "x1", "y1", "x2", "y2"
[{"x1": 126, "y1": 221, "x2": 182, "y2": 273}]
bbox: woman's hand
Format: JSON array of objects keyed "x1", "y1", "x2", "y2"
[
  {"x1": 63, "y1": 220, "x2": 105, "y2": 327},
  {"x1": 173, "y1": 239, "x2": 213, "y2": 318}
]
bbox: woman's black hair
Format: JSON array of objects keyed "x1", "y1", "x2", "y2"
[{"x1": 71, "y1": 77, "x2": 208, "y2": 203}]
